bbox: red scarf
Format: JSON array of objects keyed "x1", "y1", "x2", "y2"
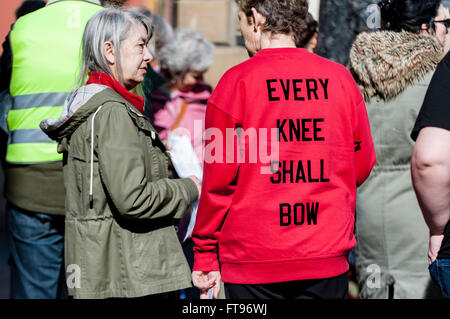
[{"x1": 86, "y1": 71, "x2": 145, "y2": 115}]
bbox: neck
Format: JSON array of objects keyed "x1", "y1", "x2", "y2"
[{"x1": 260, "y1": 33, "x2": 296, "y2": 50}]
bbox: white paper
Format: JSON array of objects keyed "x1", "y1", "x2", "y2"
[
  {"x1": 167, "y1": 131, "x2": 202, "y2": 180},
  {"x1": 167, "y1": 132, "x2": 202, "y2": 242}
]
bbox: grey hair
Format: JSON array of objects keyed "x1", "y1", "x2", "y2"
[
  {"x1": 76, "y1": 8, "x2": 153, "y2": 87},
  {"x1": 128, "y1": 6, "x2": 174, "y2": 60},
  {"x1": 159, "y1": 28, "x2": 214, "y2": 79}
]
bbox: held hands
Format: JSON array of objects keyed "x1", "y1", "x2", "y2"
[
  {"x1": 428, "y1": 234, "x2": 444, "y2": 264},
  {"x1": 192, "y1": 271, "x2": 221, "y2": 299},
  {"x1": 188, "y1": 176, "x2": 202, "y2": 199}
]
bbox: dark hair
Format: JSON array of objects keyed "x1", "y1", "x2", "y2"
[
  {"x1": 101, "y1": 0, "x2": 127, "y2": 8},
  {"x1": 297, "y1": 12, "x2": 319, "y2": 48},
  {"x1": 235, "y1": 0, "x2": 309, "y2": 45},
  {"x1": 15, "y1": 0, "x2": 46, "y2": 19},
  {"x1": 379, "y1": 0, "x2": 441, "y2": 32}
]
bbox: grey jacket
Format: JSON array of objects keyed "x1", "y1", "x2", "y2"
[{"x1": 349, "y1": 31, "x2": 443, "y2": 299}]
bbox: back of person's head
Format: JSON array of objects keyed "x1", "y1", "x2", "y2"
[
  {"x1": 101, "y1": 0, "x2": 126, "y2": 7},
  {"x1": 379, "y1": 0, "x2": 441, "y2": 32},
  {"x1": 77, "y1": 8, "x2": 153, "y2": 87},
  {"x1": 235, "y1": 0, "x2": 309, "y2": 45},
  {"x1": 297, "y1": 12, "x2": 319, "y2": 49},
  {"x1": 15, "y1": 0, "x2": 46, "y2": 19},
  {"x1": 128, "y1": 6, "x2": 174, "y2": 60},
  {"x1": 159, "y1": 28, "x2": 214, "y2": 80}
]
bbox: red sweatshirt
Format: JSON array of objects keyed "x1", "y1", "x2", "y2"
[{"x1": 192, "y1": 48, "x2": 376, "y2": 284}]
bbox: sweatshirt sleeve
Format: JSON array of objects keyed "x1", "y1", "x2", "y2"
[
  {"x1": 342, "y1": 66, "x2": 376, "y2": 186},
  {"x1": 353, "y1": 94, "x2": 376, "y2": 186},
  {"x1": 96, "y1": 104, "x2": 199, "y2": 220},
  {"x1": 192, "y1": 103, "x2": 240, "y2": 272}
]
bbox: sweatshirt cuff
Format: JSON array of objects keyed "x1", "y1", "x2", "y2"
[
  {"x1": 179, "y1": 178, "x2": 199, "y2": 204},
  {"x1": 193, "y1": 251, "x2": 220, "y2": 272}
]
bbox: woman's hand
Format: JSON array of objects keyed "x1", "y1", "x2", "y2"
[
  {"x1": 188, "y1": 175, "x2": 202, "y2": 199},
  {"x1": 192, "y1": 271, "x2": 221, "y2": 299}
]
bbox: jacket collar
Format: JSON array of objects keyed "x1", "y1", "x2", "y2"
[{"x1": 41, "y1": 86, "x2": 152, "y2": 142}]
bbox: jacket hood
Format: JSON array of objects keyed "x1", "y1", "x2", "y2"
[
  {"x1": 349, "y1": 30, "x2": 443, "y2": 101},
  {"x1": 40, "y1": 84, "x2": 108, "y2": 141}
]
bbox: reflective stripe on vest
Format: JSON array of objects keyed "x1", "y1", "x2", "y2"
[
  {"x1": 12, "y1": 92, "x2": 68, "y2": 110},
  {"x1": 7, "y1": 1, "x2": 102, "y2": 164},
  {"x1": 6, "y1": 143, "x2": 61, "y2": 164}
]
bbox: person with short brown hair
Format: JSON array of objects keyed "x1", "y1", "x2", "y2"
[{"x1": 192, "y1": 0, "x2": 376, "y2": 299}]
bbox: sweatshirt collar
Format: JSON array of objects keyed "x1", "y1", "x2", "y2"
[
  {"x1": 46, "y1": 0, "x2": 101, "y2": 6},
  {"x1": 255, "y1": 47, "x2": 310, "y2": 57}
]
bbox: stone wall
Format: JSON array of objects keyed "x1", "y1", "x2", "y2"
[{"x1": 317, "y1": 0, "x2": 379, "y2": 65}]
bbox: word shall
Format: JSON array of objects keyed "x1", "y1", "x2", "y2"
[{"x1": 270, "y1": 160, "x2": 330, "y2": 184}]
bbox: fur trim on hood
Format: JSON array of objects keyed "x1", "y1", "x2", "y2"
[{"x1": 349, "y1": 31, "x2": 443, "y2": 102}]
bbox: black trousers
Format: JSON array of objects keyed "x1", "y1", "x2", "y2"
[{"x1": 225, "y1": 272, "x2": 348, "y2": 299}]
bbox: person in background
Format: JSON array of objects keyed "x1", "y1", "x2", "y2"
[
  {"x1": 192, "y1": 0, "x2": 376, "y2": 299},
  {"x1": 348, "y1": 0, "x2": 447, "y2": 299},
  {"x1": 411, "y1": 36, "x2": 450, "y2": 300},
  {"x1": 2, "y1": 0, "x2": 102, "y2": 299},
  {"x1": 152, "y1": 28, "x2": 214, "y2": 164},
  {"x1": 40, "y1": 8, "x2": 201, "y2": 299},
  {"x1": 152, "y1": 28, "x2": 214, "y2": 299},
  {"x1": 0, "y1": 0, "x2": 46, "y2": 165},
  {"x1": 100, "y1": 0, "x2": 126, "y2": 7},
  {"x1": 441, "y1": 3, "x2": 450, "y2": 53},
  {"x1": 296, "y1": 12, "x2": 319, "y2": 53}
]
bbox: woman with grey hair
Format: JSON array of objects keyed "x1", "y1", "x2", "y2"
[
  {"x1": 40, "y1": 8, "x2": 201, "y2": 299},
  {"x1": 152, "y1": 28, "x2": 214, "y2": 161}
]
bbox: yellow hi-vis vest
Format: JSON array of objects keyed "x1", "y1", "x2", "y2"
[{"x1": 7, "y1": 0, "x2": 102, "y2": 164}]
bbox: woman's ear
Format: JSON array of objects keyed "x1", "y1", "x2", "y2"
[
  {"x1": 421, "y1": 23, "x2": 432, "y2": 35},
  {"x1": 103, "y1": 41, "x2": 116, "y2": 65}
]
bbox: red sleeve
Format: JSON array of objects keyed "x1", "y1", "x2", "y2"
[
  {"x1": 353, "y1": 95, "x2": 376, "y2": 186},
  {"x1": 341, "y1": 66, "x2": 376, "y2": 186},
  {"x1": 192, "y1": 103, "x2": 240, "y2": 271}
]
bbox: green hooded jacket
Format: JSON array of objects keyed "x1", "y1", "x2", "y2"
[{"x1": 41, "y1": 85, "x2": 199, "y2": 298}]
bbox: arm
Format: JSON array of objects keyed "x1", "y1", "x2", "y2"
[
  {"x1": 192, "y1": 104, "x2": 240, "y2": 298},
  {"x1": 97, "y1": 104, "x2": 199, "y2": 220},
  {"x1": 411, "y1": 127, "x2": 450, "y2": 234},
  {"x1": 411, "y1": 127, "x2": 450, "y2": 262},
  {"x1": 354, "y1": 100, "x2": 376, "y2": 186},
  {"x1": 343, "y1": 67, "x2": 376, "y2": 186}
]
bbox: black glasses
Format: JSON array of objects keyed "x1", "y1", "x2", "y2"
[{"x1": 430, "y1": 19, "x2": 450, "y2": 33}]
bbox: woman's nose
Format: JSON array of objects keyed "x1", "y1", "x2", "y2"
[{"x1": 144, "y1": 46, "x2": 153, "y2": 63}]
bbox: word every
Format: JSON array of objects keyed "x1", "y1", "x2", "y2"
[{"x1": 266, "y1": 78, "x2": 329, "y2": 101}]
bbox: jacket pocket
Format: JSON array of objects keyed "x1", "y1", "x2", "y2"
[{"x1": 131, "y1": 226, "x2": 187, "y2": 284}]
